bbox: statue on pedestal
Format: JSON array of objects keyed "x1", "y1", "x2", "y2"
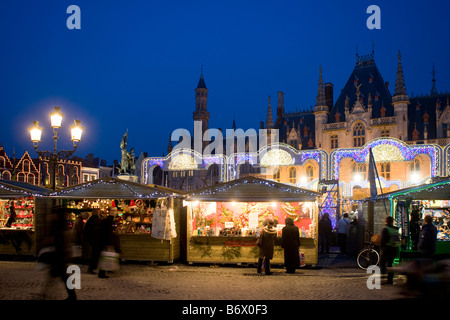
[{"x1": 119, "y1": 131, "x2": 136, "y2": 175}]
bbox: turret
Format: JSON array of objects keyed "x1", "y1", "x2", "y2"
[
  {"x1": 313, "y1": 66, "x2": 328, "y2": 149},
  {"x1": 392, "y1": 51, "x2": 410, "y2": 141}
]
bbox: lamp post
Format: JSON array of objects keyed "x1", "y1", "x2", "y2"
[{"x1": 29, "y1": 107, "x2": 83, "y2": 191}]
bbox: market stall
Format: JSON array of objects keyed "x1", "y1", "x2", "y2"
[
  {"x1": 0, "y1": 180, "x2": 51, "y2": 256},
  {"x1": 51, "y1": 176, "x2": 185, "y2": 263},
  {"x1": 387, "y1": 178, "x2": 450, "y2": 260},
  {"x1": 184, "y1": 176, "x2": 321, "y2": 266}
]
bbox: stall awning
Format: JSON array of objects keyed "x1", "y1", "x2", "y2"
[
  {"x1": 0, "y1": 179, "x2": 51, "y2": 198},
  {"x1": 361, "y1": 178, "x2": 450, "y2": 202},
  {"x1": 185, "y1": 176, "x2": 321, "y2": 202},
  {"x1": 387, "y1": 178, "x2": 450, "y2": 201},
  {"x1": 50, "y1": 176, "x2": 183, "y2": 199}
]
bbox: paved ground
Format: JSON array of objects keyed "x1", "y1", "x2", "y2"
[{"x1": 0, "y1": 252, "x2": 412, "y2": 301}]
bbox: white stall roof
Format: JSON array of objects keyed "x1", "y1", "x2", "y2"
[{"x1": 185, "y1": 176, "x2": 321, "y2": 202}]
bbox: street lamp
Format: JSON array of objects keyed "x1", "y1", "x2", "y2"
[{"x1": 29, "y1": 107, "x2": 83, "y2": 190}]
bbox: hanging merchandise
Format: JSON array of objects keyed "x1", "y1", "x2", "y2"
[
  {"x1": 151, "y1": 198, "x2": 176, "y2": 240},
  {"x1": 165, "y1": 208, "x2": 177, "y2": 239},
  {"x1": 151, "y1": 207, "x2": 167, "y2": 239}
]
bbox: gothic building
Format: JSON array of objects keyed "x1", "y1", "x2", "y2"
[{"x1": 142, "y1": 51, "x2": 450, "y2": 205}]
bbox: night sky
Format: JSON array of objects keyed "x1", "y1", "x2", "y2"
[{"x1": 1, "y1": 0, "x2": 449, "y2": 165}]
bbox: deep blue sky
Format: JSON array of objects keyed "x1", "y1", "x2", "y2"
[{"x1": 1, "y1": 0, "x2": 449, "y2": 164}]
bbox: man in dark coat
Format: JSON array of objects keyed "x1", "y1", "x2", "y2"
[
  {"x1": 281, "y1": 217, "x2": 301, "y2": 273},
  {"x1": 418, "y1": 215, "x2": 438, "y2": 259},
  {"x1": 84, "y1": 209, "x2": 102, "y2": 274},
  {"x1": 257, "y1": 220, "x2": 277, "y2": 275},
  {"x1": 318, "y1": 213, "x2": 332, "y2": 254}
]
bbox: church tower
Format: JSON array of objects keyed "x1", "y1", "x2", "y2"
[
  {"x1": 266, "y1": 95, "x2": 274, "y2": 129},
  {"x1": 193, "y1": 68, "x2": 209, "y2": 134},
  {"x1": 392, "y1": 51, "x2": 410, "y2": 141},
  {"x1": 313, "y1": 66, "x2": 328, "y2": 149}
]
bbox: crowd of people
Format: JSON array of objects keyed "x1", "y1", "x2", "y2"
[{"x1": 37, "y1": 206, "x2": 121, "y2": 300}]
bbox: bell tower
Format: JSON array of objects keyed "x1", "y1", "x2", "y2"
[
  {"x1": 313, "y1": 66, "x2": 328, "y2": 149},
  {"x1": 193, "y1": 67, "x2": 209, "y2": 134}
]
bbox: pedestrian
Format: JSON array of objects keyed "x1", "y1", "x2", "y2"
[
  {"x1": 418, "y1": 215, "x2": 438, "y2": 259},
  {"x1": 84, "y1": 209, "x2": 102, "y2": 274},
  {"x1": 5, "y1": 200, "x2": 16, "y2": 228},
  {"x1": 98, "y1": 209, "x2": 120, "y2": 278},
  {"x1": 71, "y1": 211, "x2": 87, "y2": 262},
  {"x1": 379, "y1": 216, "x2": 400, "y2": 285},
  {"x1": 281, "y1": 217, "x2": 300, "y2": 273},
  {"x1": 38, "y1": 206, "x2": 77, "y2": 300},
  {"x1": 257, "y1": 220, "x2": 277, "y2": 275},
  {"x1": 318, "y1": 212, "x2": 332, "y2": 254},
  {"x1": 336, "y1": 213, "x2": 351, "y2": 254}
]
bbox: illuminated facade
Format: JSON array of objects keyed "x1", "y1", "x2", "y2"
[{"x1": 142, "y1": 52, "x2": 450, "y2": 206}]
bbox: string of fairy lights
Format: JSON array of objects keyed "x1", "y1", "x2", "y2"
[
  {"x1": 187, "y1": 176, "x2": 321, "y2": 199},
  {"x1": 49, "y1": 178, "x2": 174, "y2": 199}
]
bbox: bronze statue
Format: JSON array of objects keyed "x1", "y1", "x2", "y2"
[{"x1": 119, "y1": 131, "x2": 136, "y2": 175}]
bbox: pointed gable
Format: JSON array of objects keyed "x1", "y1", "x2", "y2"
[
  {"x1": 329, "y1": 52, "x2": 392, "y2": 123},
  {"x1": 0, "y1": 146, "x2": 14, "y2": 170}
]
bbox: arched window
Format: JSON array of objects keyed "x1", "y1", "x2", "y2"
[
  {"x1": 411, "y1": 158, "x2": 420, "y2": 172},
  {"x1": 2, "y1": 171, "x2": 11, "y2": 180},
  {"x1": 23, "y1": 160, "x2": 30, "y2": 172},
  {"x1": 306, "y1": 165, "x2": 314, "y2": 182},
  {"x1": 289, "y1": 167, "x2": 297, "y2": 184},
  {"x1": 353, "y1": 123, "x2": 365, "y2": 147},
  {"x1": 273, "y1": 168, "x2": 280, "y2": 182},
  {"x1": 27, "y1": 173, "x2": 35, "y2": 185},
  {"x1": 17, "y1": 172, "x2": 26, "y2": 182}
]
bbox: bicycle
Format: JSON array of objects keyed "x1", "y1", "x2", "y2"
[{"x1": 356, "y1": 231, "x2": 380, "y2": 270}]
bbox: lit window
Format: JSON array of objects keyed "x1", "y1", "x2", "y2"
[
  {"x1": 353, "y1": 123, "x2": 365, "y2": 147},
  {"x1": 381, "y1": 163, "x2": 391, "y2": 180},
  {"x1": 273, "y1": 168, "x2": 280, "y2": 182},
  {"x1": 353, "y1": 162, "x2": 366, "y2": 181},
  {"x1": 306, "y1": 165, "x2": 314, "y2": 182},
  {"x1": 289, "y1": 167, "x2": 296, "y2": 184},
  {"x1": 331, "y1": 135, "x2": 338, "y2": 149}
]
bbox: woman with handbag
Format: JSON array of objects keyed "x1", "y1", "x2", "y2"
[{"x1": 257, "y1": 220, "x2": 277, "y2": 275}]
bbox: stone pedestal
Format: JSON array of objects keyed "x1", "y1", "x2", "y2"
[{"x1": 117, "y1": 174, "x2": 139, "y2": 183}]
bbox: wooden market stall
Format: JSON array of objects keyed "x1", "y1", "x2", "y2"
[
  {"x1": 184, "y1": 176, "x2": 321, "y2": 266},
  {"x1": 51, "y1": 176, "x2": 186, "y2": 263},
  {"x1": 385, "y1": 178, "x2": 450, "y2": 261},
  {"x1": 0, "y1": 179, "x2": 52, "y2": 257}
]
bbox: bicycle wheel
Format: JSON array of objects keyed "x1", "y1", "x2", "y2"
[{"x1": 357, "y1": 248, "x2": 380, "y2": 269}]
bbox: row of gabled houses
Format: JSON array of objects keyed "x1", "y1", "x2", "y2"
[{"x1": 0, "y1": 146, "x2": 113, "y2": 189}]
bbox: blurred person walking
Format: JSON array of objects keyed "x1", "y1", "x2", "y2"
[
  {"x1": 97, "y1": 209, "x2": 120, "y2": 278},
  {"x1": 37, "y1": 206, "x2": 77, "y2": 300},
  {"x1": 379, "y1": 216, "x2": 400, "y2": 285},
  {"x1": 84, "y1": 209, "x2": 102, "y2": 274}
]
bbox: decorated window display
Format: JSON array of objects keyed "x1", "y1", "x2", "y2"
[
  {"x1": 190, "y1": 201, "x2": 316, "y2": 239},
  {"x1": 0, "y1": 198, "x2": 34, "y2": 229},
  {"x1": 65, "y1": 197, "x2": 177, "y2": 238}
]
